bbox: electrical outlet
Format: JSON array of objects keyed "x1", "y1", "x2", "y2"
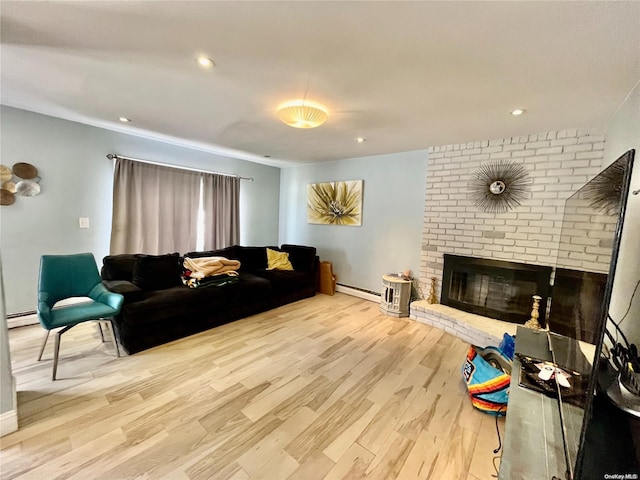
[{"x1": 79, "y1": 217, "x2": 90, "y2": 229}]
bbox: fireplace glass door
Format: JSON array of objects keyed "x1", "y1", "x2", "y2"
[{"x1": 442, "y1": 255, "x2": 552, "y2": 325}]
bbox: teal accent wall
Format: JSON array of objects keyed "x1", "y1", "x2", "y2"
[
  {"x1": 0, "y1": 106, "x2": 281, "y2": 314},
  {"x1": 279, "y1": 150, "x2": 428, "y2": 293}
]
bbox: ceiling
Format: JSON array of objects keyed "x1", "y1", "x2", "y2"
[{"x1": 1, "y1": 1, "x2": 639, "y2": 167}]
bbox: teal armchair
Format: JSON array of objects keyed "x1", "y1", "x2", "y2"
[{"x1": 37, "y1": 253, "x2": 124, "y2": 380}]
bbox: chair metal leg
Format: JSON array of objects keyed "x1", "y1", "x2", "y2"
[
  {"x1": 46, "y1": 320, "x2": 121, "y2": 380},
  {"x1": 108, "y1": 320, "x2": 121, "y2": 357},
  {"x1": 52, "y1": 325, "x2": 73, "y2": 381},
  {"x1": 37, "y1": 330, "x2": 50, "y2": 361},
  {"x1": 97, "y1": 322, "x2": 106, "y2": 342}
]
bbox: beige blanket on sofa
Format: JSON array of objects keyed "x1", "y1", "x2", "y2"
[{"x1": 183, "y1": 256, "x2": 241, "y2": 279}]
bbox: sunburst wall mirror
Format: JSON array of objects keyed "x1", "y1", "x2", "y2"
[{"x1": 469, "y1": 160, "x2": 531, "y2": 214}]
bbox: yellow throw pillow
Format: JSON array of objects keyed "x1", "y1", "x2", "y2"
[{"x1": 266, "y1": 248, "x2": 294, "y2": 271}]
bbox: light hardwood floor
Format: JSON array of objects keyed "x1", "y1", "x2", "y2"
[{"x1": 1, "y1": 293, "x2": 504, "y2": 480}]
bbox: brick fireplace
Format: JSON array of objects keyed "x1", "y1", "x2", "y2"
[{"x1": 412, "y1": 127, "x2": 606, "y2": 345}]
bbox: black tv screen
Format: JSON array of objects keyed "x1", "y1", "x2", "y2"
[
  {"x1": 549, "y1": 149, "x2": 634, "y2": 348},
  {"x1": 550, "y1": 269, "x2": 608, "y2": 344},
  {"x1": 548, "y1": 149, "x2": 635, "y2": 479}
]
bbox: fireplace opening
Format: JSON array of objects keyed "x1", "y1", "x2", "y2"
[{"x1": 441, "y1": 254, "x2": 552, "y2": 325}]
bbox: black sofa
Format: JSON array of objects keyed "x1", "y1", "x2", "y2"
[{"x1": 101, "y1": 244, "x2": 318, "y2": 354}]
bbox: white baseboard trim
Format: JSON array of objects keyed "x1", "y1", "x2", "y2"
[
  {"x1": 0, "y1": 409, "x2": 18, "y2": 437},
  {"x1": 335, "y1": 285, "x2": 380, "y2": 303},
  {"x1": 1, "y1": 376, "x2": 18, "y2": 437}
]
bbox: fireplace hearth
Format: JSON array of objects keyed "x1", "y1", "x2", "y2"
[{"x1": 441, "y1": 254, "x2": 552, "y2": 325}]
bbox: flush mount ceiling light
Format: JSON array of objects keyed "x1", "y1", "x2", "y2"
[
  {"x1": 511, "y1": 108, "x2": 525, "y2": 116},
  {"x1": 118, "y1": 117, "x2": 131, "y2": 123},
  {"x1": 277, "y1": 100, "x2": 329, "y2": 129},
  {"x1": 195, "y1": 56, "x2": 215, "y2": 68}
]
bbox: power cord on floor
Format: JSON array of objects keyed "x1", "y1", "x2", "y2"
[
  {"x1": 492, "y1": 455, "x2": 502, "y2": 479},
  {"x1": 491, "y1": 405, "x2": 506, "y2": 478}
]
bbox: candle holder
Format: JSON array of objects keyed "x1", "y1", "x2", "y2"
[
  {"x1": 524, "y1": 295, "x2": 543, "y2": 330},
  {"x1": 427, "y1": 277, "x2": 437, "y2": 304}
]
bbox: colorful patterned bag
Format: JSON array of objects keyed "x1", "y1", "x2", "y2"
[{"x1": 462, "y1": 344, "x2": 512, "y2": 416}]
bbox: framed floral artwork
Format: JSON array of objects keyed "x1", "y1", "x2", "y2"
[{"x1": 307, "y1": 180, "x2": 363, "y2": 225}]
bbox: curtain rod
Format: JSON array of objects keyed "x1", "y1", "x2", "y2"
[{"x1": 106, "y1": 154, "x2": 254, "y2": 181}]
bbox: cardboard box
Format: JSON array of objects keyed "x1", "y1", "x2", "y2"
[{"x1": 318, "y1": 261, "x2": 336, "y2": 295}]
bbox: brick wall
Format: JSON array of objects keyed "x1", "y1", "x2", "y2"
[{"x1": 420, "y1": 127, "x2": 606, "y2": 299}]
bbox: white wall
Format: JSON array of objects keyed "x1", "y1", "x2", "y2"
[
  {"x1": 279, "y1": 150, "x2": 427, "y2": 293},
  {"x1": 603, "y1": 80, "x2": 640, "y2": 343},
  {"x1": 0, "y1": 106, "x2": 281, "y2": 315},
  {"x1": 0, "y1": 257, "x2": 17, "y2": 433}
]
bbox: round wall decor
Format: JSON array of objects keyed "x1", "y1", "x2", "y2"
[
  {"x1": 0, "y1": 189, "x2": 15, "y2": 206},
  {"x1": 2, "y1": 180, "x2": 16, "y2": 193},
  {"x1": 12, "y1": 162, "x2": 38, "y2": 179},
  {"x1": 0, "y1": 162, "x2": 41, "y2": 206},
  {"x1": 0, "y1": 165, "x2": 12, "y2": 182},
  {"x1": 15, "y1": 180, "x2": 41, "y2": 197},
  {"x1": 469, "y1": 160, "x2": 531, "y2": 213}
]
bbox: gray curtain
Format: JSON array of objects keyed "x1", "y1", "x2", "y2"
[
  {"x1": 110, "y1": 158, "x2": 201, "y2": 254},
  {"x1": 202, "y1": 173, "x2": 240, "y2": 250}
]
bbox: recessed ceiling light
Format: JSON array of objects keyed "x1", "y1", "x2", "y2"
[
  {"x1": 356, "y1": 137, "x2": 366, "y2": 143},
  {"x1": 511, "y1": 109, "x2": 525, "y2": 116},
  {"x1": 118, "y1": 117, "x2": 131, "y2": 123},
  {"x1": 195, "y1": 56, "x2": 215, "y2": 68}
]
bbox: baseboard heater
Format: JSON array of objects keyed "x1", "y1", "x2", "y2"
[
  {"x1": 7, "y1": 298, "x2": 90, "y2": 328},
  {"x1": 7, "y1": 310, "x2": 39, "y2": 329},
  {"x1": 335, "y1": 283, "x2": 380, "y2": 303},
  {"x1": 7, "y1": 310, "x2": 36, "y2": 319}
]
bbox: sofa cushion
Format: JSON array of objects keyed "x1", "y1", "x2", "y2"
[
  {"x1": 132, "y1": 253, "x2": 181, "y2": 291},
  {"x1": 102, "y1": 254, "x2": 137, "y2": 281},
  {"x1": 253, "y1": 270, "x2": 315, "y2": 294},
  {"x1": 236, "y1": 246, "x2": 271, "y2": 272},
  {"x1": 121, "y1": 272, "x2": 271, "y2": 326},
  {"x1": 184, "y1": 246, "x2": 238, "y2": 260},
  {"x1": 266, "y1": 248, "x2": 294, "y2": 271},
  {"x1": 280, "y1": 244, "x2": 317, "y2": 272}
]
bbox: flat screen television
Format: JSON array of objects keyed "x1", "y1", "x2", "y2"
[
  {"x1": 550, "y1": 269, "x2": 608, "y2": 344},
  {"x1": 547, "y1": 149, "x2": 636, "y2": 479}
]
